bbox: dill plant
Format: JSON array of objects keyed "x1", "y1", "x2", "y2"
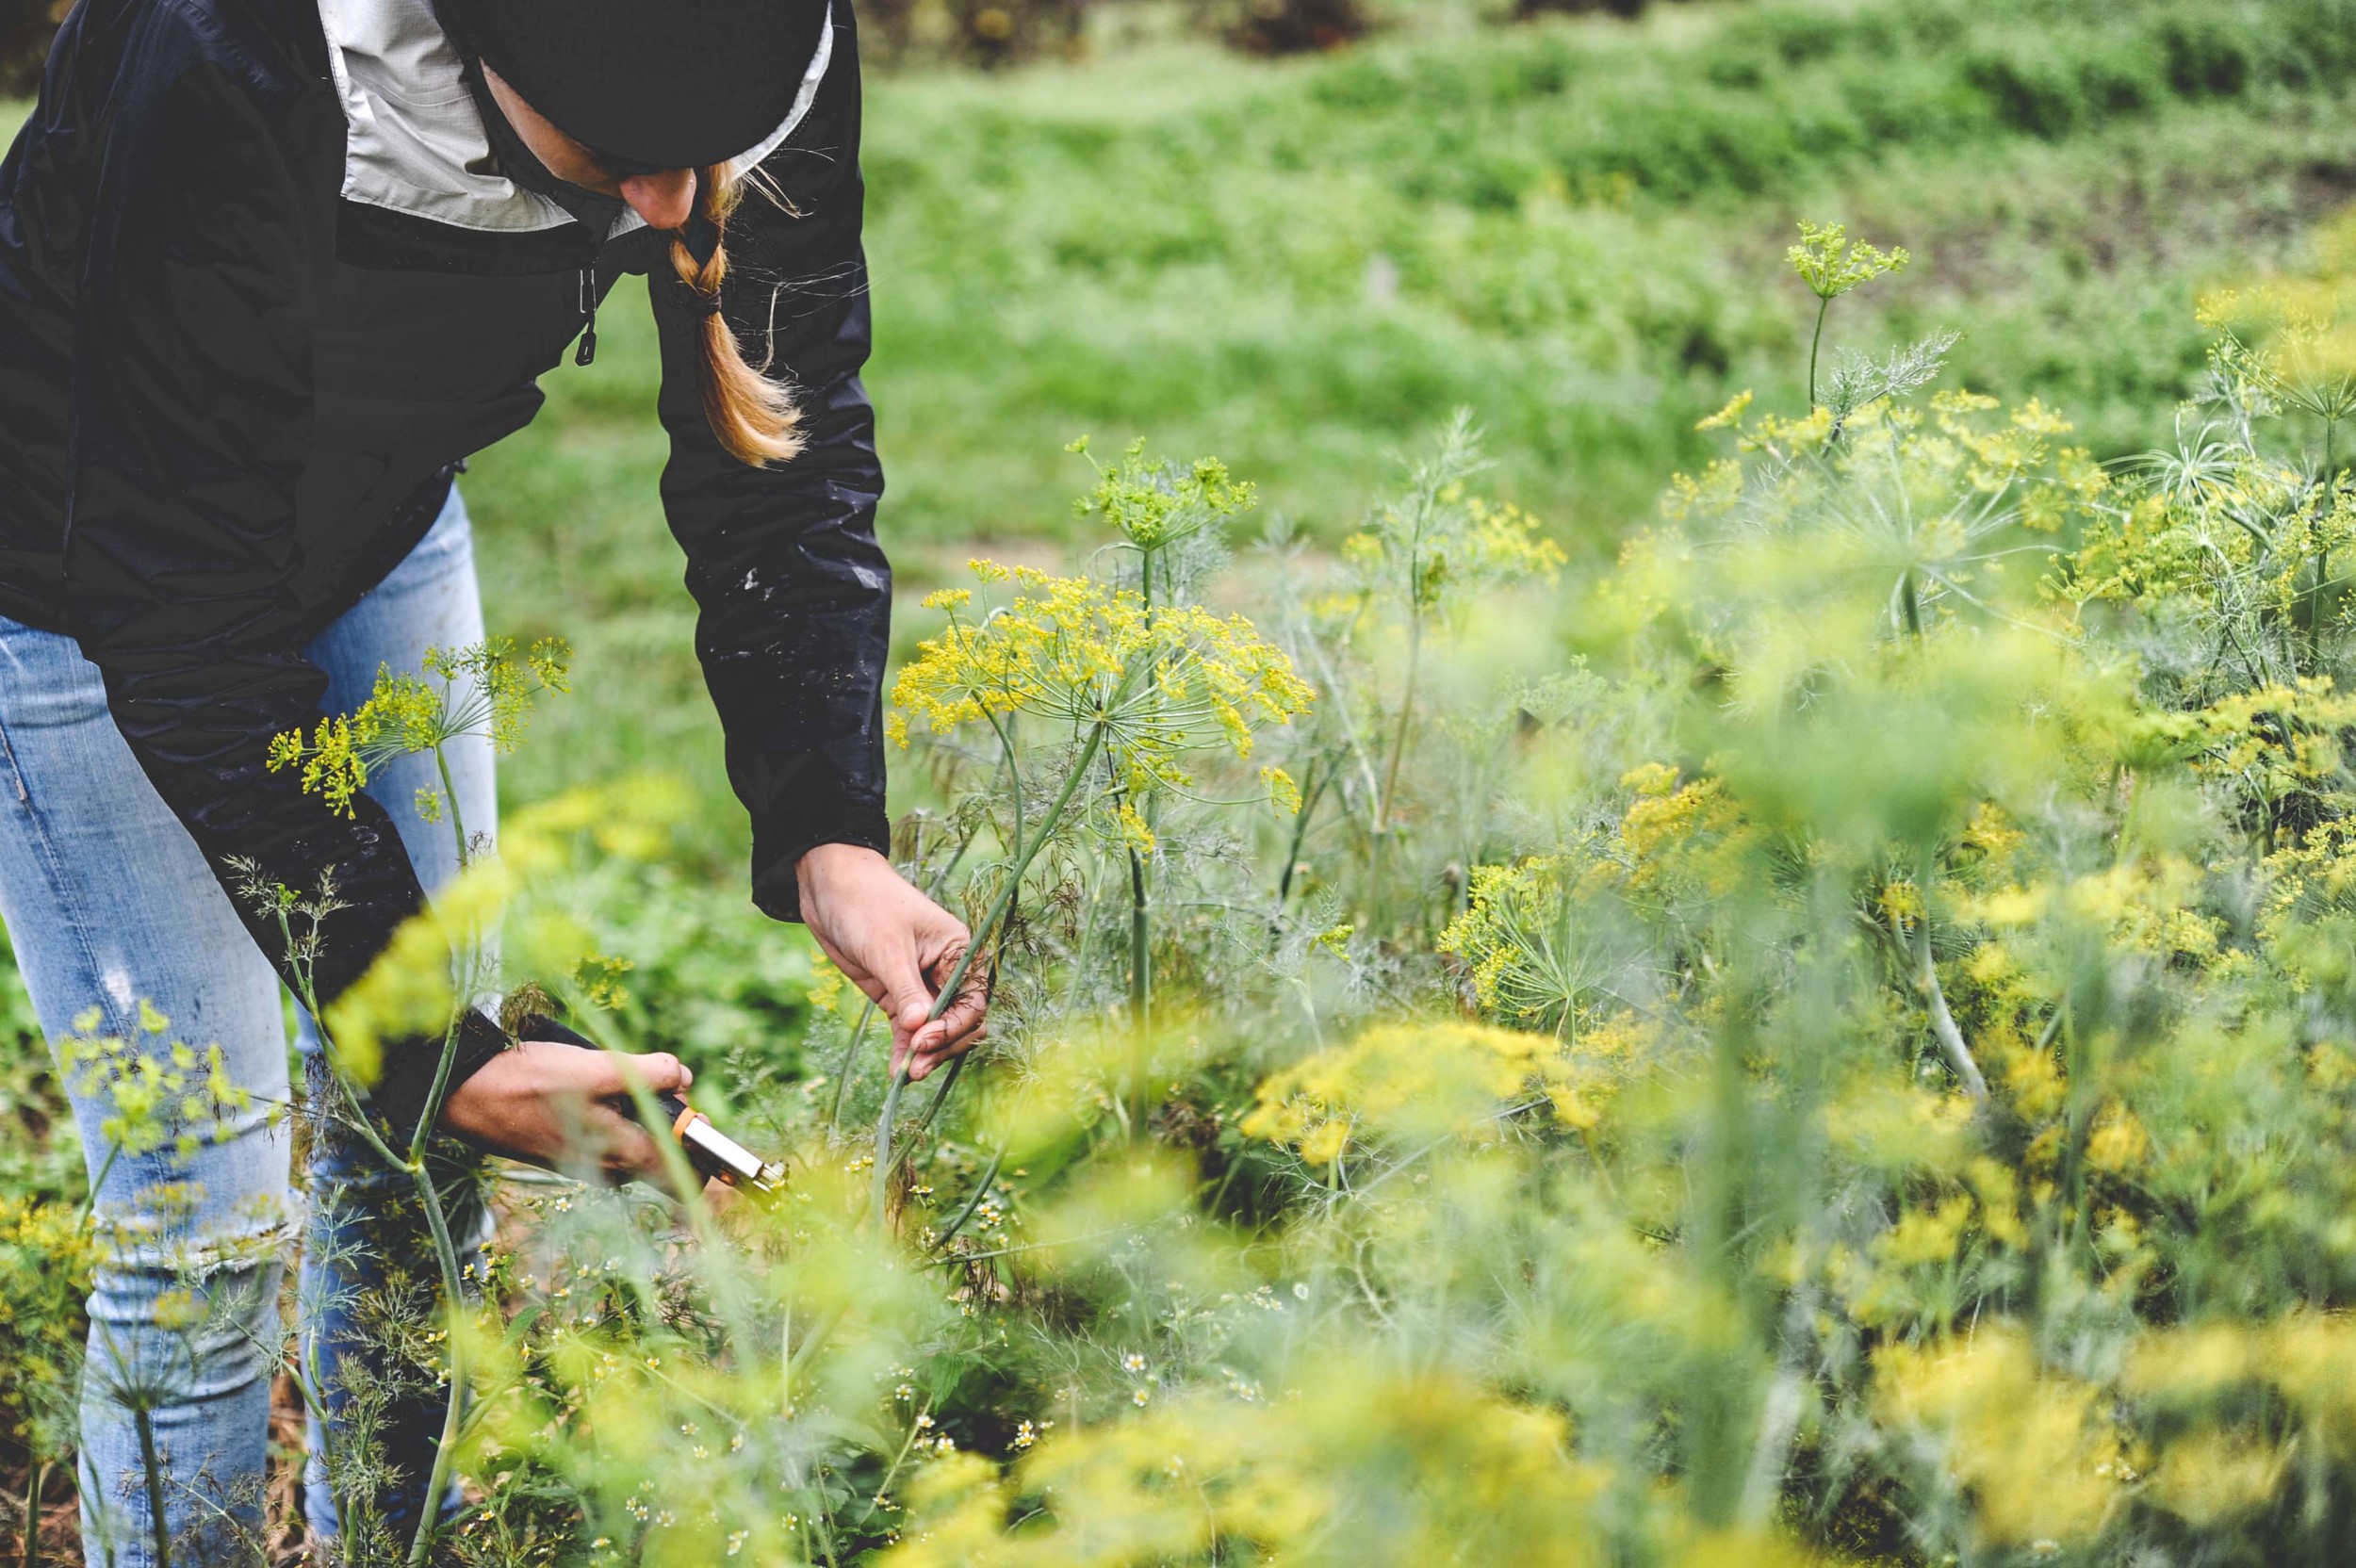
[
  {"x1": 48, "y1": 213, "x2": 2356, "y2": 1567},
  {"x1": 1786, "y1": 220, "x2": 1909, "y2": 410},
  {"x1": 255, "y1": 636, "x2": 571, "y2": 1567},
  {"x1": 458, "y1": 220, "x2": 2356, "y2": 1566},
  {"x1": 25, "y1": 1005, "x2": 274, "y2": 1567},
  {"x1": 877, "y1": 500, "x2": 1313, "y2": 1193}
]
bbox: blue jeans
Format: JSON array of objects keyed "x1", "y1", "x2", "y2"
[{"x1": 0, "y1": 486, "x2": 497, "y2": 1566}]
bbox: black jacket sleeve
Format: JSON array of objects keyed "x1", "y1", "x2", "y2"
[
  {"x1": 647, "y1": 2, "x2": 893, "y2": 923},
  {"x1": 63, "y1": 8, "x2": 502, "y2": 1133}
]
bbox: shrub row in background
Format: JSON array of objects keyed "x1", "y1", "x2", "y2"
[{"x1": 0, "y1": 0, "x2": 1690, "y2": 85}]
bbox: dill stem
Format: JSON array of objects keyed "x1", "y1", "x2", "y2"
[
  {"x1": 822, "y1": 997, "x2": 881, "y2": 1131},
  {"x1": 434, "y1": 745, "x2": 467, "y2": 870},
  {"x1": 1378, "y1": 600, "x2": 1423, "y2": 835},
  {"x1": 1808, "y1": 294, "x2": 1831, "y2": 407},
  {"x1": 132, "y1": 1405, "x2": 170, "y2": 1568},
  {"x1": 1127, "y1": 842, "x2": 1150, "y2": 1144},
  {"x1": 21, "y1": 1457, "x2": 43, "y2": 1568},
  {"x1": 931, "y1": 1138, "x2": 1011, "y2": 1253},
  {"x1": 1912, "y1": 876, "x2": 1988, "y2": 1105},
  {"x1": 386, "y1": 747, "x2": 480, "y2": 1568},
  {"x1": 1270, "y1": 753, "x2": 1324, "y2": 924},
  {"x1": 874, "y1": 719, "x2": 1110, "y2": 1217},
  {"x1": 403, "y1": 1152, "x2": 468, "y2": 1568}
]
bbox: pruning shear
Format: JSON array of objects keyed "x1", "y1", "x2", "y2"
[{"x1": 525, "y1": 1015, "x2": 789, "y2": 1197}]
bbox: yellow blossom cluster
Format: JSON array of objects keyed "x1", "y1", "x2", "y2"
[
  {"x1": 0, "y1": 1192, "x2": 100, "y2": 1458},
  {"x1": 1339, "y1": 489, "x2": 1566, "y2": 615},
  {"x1": 883, "y1": 1365, "x2": 1609, "y2": 1568},
  {"x1": 57, "y1": 1000, "x2": 255, "y2": 1162},
  {"x1": 1874, "y1": 1330, "x2": 2127, "y2": 1546},
  {"x1": 268, "y1": 637, "x2": 570, "y2": 819},
  {"x1": 1786, "y1": 220, "x2": 1909, "y2": 302},
  {"x1": 888, "y1": 560, "x2": 1314, "y2": 798},
  {"x1": 1239, "y1": 1019, "x2": 1614, "y2": 1164}
]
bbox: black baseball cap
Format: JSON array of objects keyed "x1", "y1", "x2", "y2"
[{"x1": 436, "y1": 0, "x2": 829, "y2": 172}]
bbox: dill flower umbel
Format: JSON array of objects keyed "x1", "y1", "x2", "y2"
[
  {"x1": 888, "y1": 560, "x2": 1314, "y2": 797},
  {"x1": 269, "y1": 637, "x2": 571, "y2": 821},
  {"x1": 1240, "y1": 1019, "x2": 1613, "y2": 1165}
]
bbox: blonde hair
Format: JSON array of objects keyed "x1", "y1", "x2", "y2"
[{"x1": 670, "y1": 166, "x2": 806, "y2": 467}]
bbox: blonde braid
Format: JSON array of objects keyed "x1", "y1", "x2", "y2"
[{"x1": 672, "y1": 166, "x2": 805, "y2": 467}]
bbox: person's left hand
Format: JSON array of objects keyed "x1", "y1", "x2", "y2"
[{"x1": 797, "y1": 842, "x2": 989, "y2": 1083}]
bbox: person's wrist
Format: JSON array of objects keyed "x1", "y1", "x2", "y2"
[{"x1": 796, "y1": 841, "x2": 890, "y2": 905}]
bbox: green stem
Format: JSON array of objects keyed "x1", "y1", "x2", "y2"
[
  {"x1": 1270, "y1": 756, "x2": 1331, "y2": 936},
  {"x1": 434, "y1": 746, "x2": 468, "y2": 870},
  {"x1": 293, "y1": 1335, "x2": 356, "y2": 1555},
  {"x1": 1912, "y1": 863, "x2": 1988, "y2": 1106},
  {"x1": 1128, "y1": 548, "x2": 1159, "y2": 1136},
  {"x1": 871, "y1": 1068, "x2": 911, "y2": 1220},
  {"x1": 822, "y1": 996, "x2": 881, "y2": 1132},
  {"x1": 873, "y1": 720, "x2": 1110, "y2": 1217},
  {"x1": 403, "y1": 1158, "x2": 469, "y2": 1568},
  {"x1": 76, "y1": 1143, "x2": 122, "y2": 1224},
  {"x1": 1378, "y1": 608, "x2": 1423, "y2": 835},
  {"x1": 21, "y1": 1459, "x2": 43, "y2": 1568},
  {"x1": 909, "y1": 1054, "x2": 967, "y2": 1140},
  {"x1": 1127, "y1": 843, "x2": 1150, "y2": 1143},
  {"x1": 931, "y1": 1139, "x2": 1011, "y2": 1254},
  {"x1": 1808, "y1": 294, "x2": 1831, "y2": 408},
  {"x1": 2316, "y1": 544, "x2": 2331, "y2": 673},
  {"x1": 863, "y1": 1401, "x2": 933, "y2": 1527},
  {"x1": 132, "y1": 1407, "x2": 170, "y2": 1568},
  {"x1": 406, "y1": 1013, "x2": 470, "y2": 1161}
]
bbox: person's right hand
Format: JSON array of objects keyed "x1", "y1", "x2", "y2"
[{"x1": 438, "y1": 1039, "x2": 693, "y2": 1184}]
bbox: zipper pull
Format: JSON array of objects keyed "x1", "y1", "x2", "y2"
[{"x1": 576, "y1": 266, "x2": 598, "y2": 367}]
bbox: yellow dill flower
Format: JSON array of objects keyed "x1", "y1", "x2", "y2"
[
  {"x1": 1873, "y1": 1329, "x2": 2124, "y2": 1546},
  {"x1": 1696, "y1": 389, "x2": 1754, "y2": 432},
  {"x1": 1787, "y1": 220, "x2": 1911, "y2": 302},
  {"x1": 2083, "y1": 1103, "x2": 2151, "y2": 1173},
  {"x1": 565, "y1": 951, "x2": 636, "y2": 1011},
  {"x1": 1350, "y1": 433, "x2": 1565, "y2": 615},
  {"x1": 269, "y1": 638, "x2": 571, "y2": 818},
  {"x1": 1241, "y1": 1019, "x2": 1612, "y2": 1161},
  {"x1": 1661, "y1": 458, "x2": 1743, "y2": 524},
  {"x1": 1072, "y1": 437, "x2": 1256, "y2": 553},
  {"x1": 2146, "y1": 1428, "x2": 2289, "y2": 1527},
  {"x1": 1439, "y1": 857, "x2": 1593, "y2": 1029},
  {"x1": 889, "y1": 560, "x2": 1314, "y2": 791},
  {"x1": 59, "y1": 1011, "x2": 254, "y2": 1162}
]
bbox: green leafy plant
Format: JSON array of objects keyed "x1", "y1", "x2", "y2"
[{"x1": 1787, "y1": 219, "x2": 1911, "y2": 407}]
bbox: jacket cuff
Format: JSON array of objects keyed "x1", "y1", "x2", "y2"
[
  {"x1": 365, "y1": 1006, "x2": 510, "y2": 1142},
  {"x1": 751, "y1": 797, "x2": 893, "y2": 923}
]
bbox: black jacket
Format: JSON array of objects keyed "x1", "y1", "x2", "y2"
[{"x1": 0, "y1": 0, "x2": 892, "y2": 1131}]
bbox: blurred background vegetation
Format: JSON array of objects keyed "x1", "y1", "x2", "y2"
[{"x1": 5, "y1": 0, "x2": 2354, "y2": 1095}]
